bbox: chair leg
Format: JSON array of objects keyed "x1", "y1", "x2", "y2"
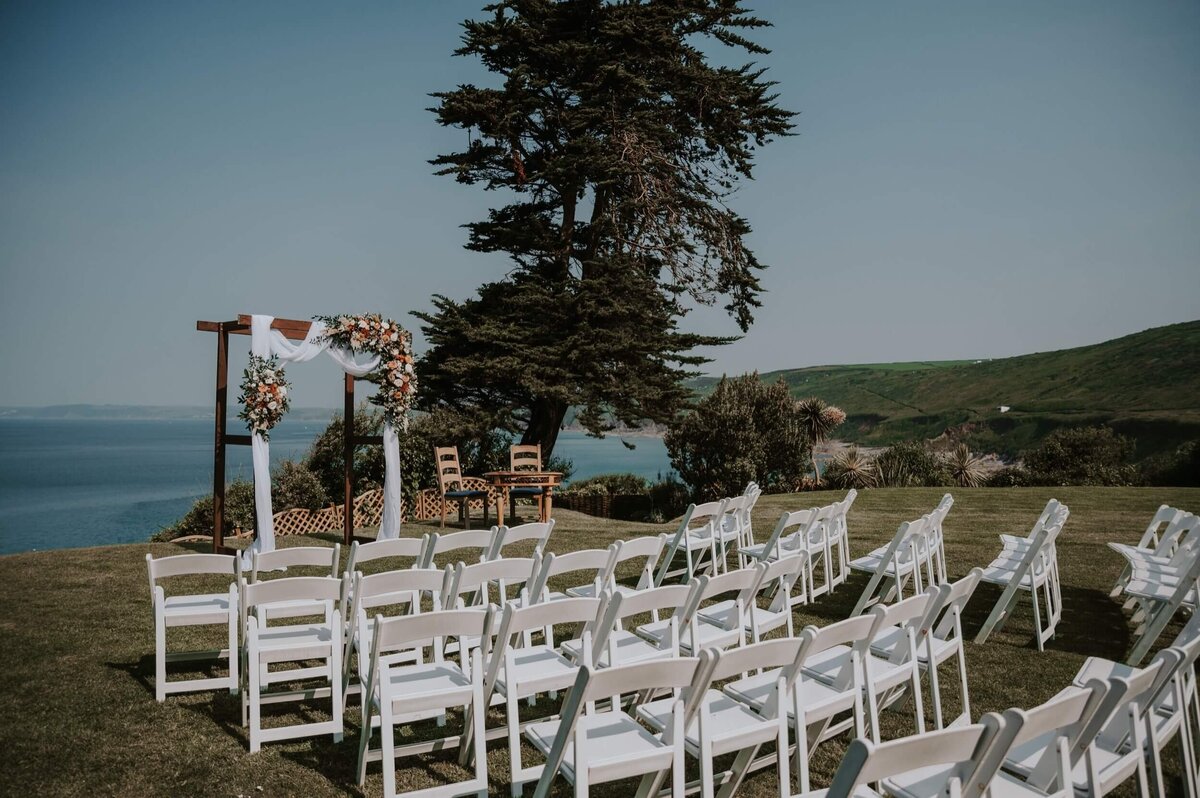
[{"x1": 154, "y1": 613, "x2": 167, "y2": 702}]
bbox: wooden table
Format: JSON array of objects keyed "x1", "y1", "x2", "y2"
[{"x1": 482, "y1": 471, "x2": 563, "y2": 527}]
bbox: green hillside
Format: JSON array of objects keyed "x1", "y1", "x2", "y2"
[{"x1": 694, "y1": 321, "x2": 1200, "y2": 459}]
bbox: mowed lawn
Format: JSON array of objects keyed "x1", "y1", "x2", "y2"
[{"x1": 2, "y1": 486, "x2": 1198, "y2": 797}]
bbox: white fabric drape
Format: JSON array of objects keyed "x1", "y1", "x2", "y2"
[{"x1": 242, "y1": 314, "x2": 404, "y2": 567}]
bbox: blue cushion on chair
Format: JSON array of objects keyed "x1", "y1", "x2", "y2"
[
  {"x1": 509, "y1": 487, "x2": 544, "y2": 496},
  {"x1": 445, "y1": 489, "x2": 487, "y2": 499}
]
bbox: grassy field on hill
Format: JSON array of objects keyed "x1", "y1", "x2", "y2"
[
  {"x1": 692, "y1": 321, "x2": 1200, "y2": 458},
  {"x1": 2, "y1": 486, "x2": 1198, "y2": 796}
]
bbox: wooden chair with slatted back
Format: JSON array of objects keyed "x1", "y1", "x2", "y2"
[
  {"x1": 435, "y1": 446, "x2": 490, "y2": 529},
  {"x1": 508, "y1": 443, "x2": 545, "y2": 521}
]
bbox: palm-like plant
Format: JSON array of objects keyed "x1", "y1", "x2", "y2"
[
  {"x1": 823, "y1": 447, "x2": 878, "y2": 489},
  {"x1": 795, "y1": 397, "x2": 847, "y2": 484},
  {"x1": 946, "y1": 443, "x2": 987, "y2": 488}
]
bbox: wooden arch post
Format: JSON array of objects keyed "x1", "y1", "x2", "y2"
[{"x1": 196, "y1": 315, "x2": 382, "y2": 553}]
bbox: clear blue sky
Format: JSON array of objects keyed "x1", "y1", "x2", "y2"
[{"x1": 1, "y1": 0, "x2": 1197, "y2": 409}]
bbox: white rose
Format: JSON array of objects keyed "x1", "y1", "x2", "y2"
[{"x1": 268, "y1": 401, "x2": 277, "y2": 409}]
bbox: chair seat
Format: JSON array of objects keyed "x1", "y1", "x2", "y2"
[
  {"x1": 882, "y1": 763, "x2": 973, "y2": 798},
  {"x1": 697, "y1": 600, "x2": 788, "y2": 636},
  {"x1": 979, "y1": 563, "x2": 1049, "y2": 589},
  {"x1": 871, "y1": 626, "x2": 956, "y2": 665},
  {"x1": 637, "y1": 689, "x2": 775, "y2": 752},
  {"x1": 1124, "y1": 574, "x2": 1196, "y2": 604},
  {"x1": 525, "y1": 711, "x2": 674, "y2": 784},
  {"x1": 508, "y1": 487, "x2": 544, "y2": 496},
  {"x1": 725, "y1": 670, "x2": 854, "y2": 719},
  {"x1": 565, "y1": 582, "x2": 636, "y2": 599},
  {"x1": 255, "y1": 623, "x2": 337, "y2": 661},
  {"x1": 636, "y1": 616, "x2": 738, "y2": 654},
  {"x1": 561, "y1": 630, "x2": 668, "y2": 667},
  {"x1": 380, "y1": 662, "x2": 473, "y2": 715},
  {"x1": 849, "y1": 554, "x2": 917, "y2": 577},
  {"x1": 162, "y1": 592, "x2": 232, "y2": 625},
  {"x1": 444, "y1": 489, "x2": 487, "y2": 499},
  {"x1": 497, "y1": 645, "x2": 579, "y2": 696}
]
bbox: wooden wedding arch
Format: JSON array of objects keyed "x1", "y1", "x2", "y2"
[{"x1": 196, "y1": 315, "x2": 380, "y2": 553}]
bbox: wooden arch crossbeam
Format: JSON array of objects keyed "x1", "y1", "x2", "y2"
[{"x1": 196, "y1": 315, "x2": 381, "y2": 552}]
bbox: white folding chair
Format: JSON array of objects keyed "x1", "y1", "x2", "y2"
[
  {"x1": 421, "y1": 527, "x2": 501, "y2": 568},
  {"x1": 974, "y1": 501, "x2": 1069, "y2": 650},
  {"x1": 724, "y1": 609, "x2": 885, "y2": 793},
  {"x1": 1071, "y1": 628, "x2": 1200, "y2": 798},
  {"x1": 698, "y1": 553, "x2": 809, "y2": 644},
  {"x1": 345, "y1": 536, "x2": 429, "y2": 579},
  {"x1": 732, "y1": 482, "x2": 764, "y2": 567},
  {"x1": 340, "y1": 536, "x2": 430, "y2": 621},
  {"x1": 991, "y1": 678, "x2": 1115, "y2": 797},
  {"x1": 562, "y1": 582, "x2": 702, "y2": 667},
  {"x1": 917, "y1": 493, "x2": 953, "y2": 586},
  {"x1": 146, "y1": 552, "x2": 240, "y2": 701},
  {"x1": 850, "y1": 515, "x2": 933, "y2": 616},
  {"x1": 249, "y1": 544, "x2": 341, "y2": 621},
  {"x1": 526, "y1": 656, "x2": 712, "y2": 798},
  {"x1": 446, "y1": 555, "x2": 541, "y2": 610},
  {"x1": 717, "y1": 492, "x2": 752, "y2": 572},
  {"x1": 1109, "y1": 506, "x2": 1187, "y2": 598},
  {"x1": 481, "y1": 596, "x2": 609, "y2": 796},
  {"x1": 821, "y1": 713, "x2": 1009, "y2": 798},
  {"x1": 356, "y1": 608, "x2": 492, "y2": 798},
  {"x1": 240, "y1": 575, "x2": 345, "y2": 752},
  {"x1": 871, "y1": 569, "x2": 982, "y2": 729},
  {"x1": 655, "y1": 500, "x2": 727, "y2": 585},
  {"x1": 342, "y1": 567, "x2": 452, "y2": 701},
  {"x1": 576, "y1": 534, "x2": 667, "y2": 599},
  {"x1": 1125, "y1": 532, "x2": 1200, "y2": 665},
  {"x1": 531, "y1": 545, "x2": 620, "y2": 603},
  {"x1": 491, "y1": 519, "x2": 555, "y2": 559},
  {"x1": 809, "y1": 589, "x2": 942, "y2": 742},
  {"x1": 638, "y1": 566, "x2": 765, "y2": 655},
  {"x1": 638, "y1": 637, "x2": 810, "y2": 798},
  {"x1": 827, "y1": 488, "x2": 858, "y2": 587},
  {"x1": 739, "y1": 508, "x2": 819, "y2": 597}
]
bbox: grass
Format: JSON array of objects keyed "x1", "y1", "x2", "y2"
[
  {"x1": 688, "y1": 320, "x2": 1200, "y2": 458},
  {"x1": 2, "y1": 486, "x2": 1199, "y2": 796}
]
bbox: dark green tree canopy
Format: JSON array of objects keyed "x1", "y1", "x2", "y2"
[{"x1": 418, "y1": 0, "x2": 795, "y2": 454}]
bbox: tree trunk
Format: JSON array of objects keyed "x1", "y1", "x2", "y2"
[{"x1": 521, "y1": 397, "x2": 569, "y2": 461}]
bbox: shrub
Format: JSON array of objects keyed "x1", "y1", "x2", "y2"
[
  {"x1": 565, "y1": 473, "x2": 650, "y2": 496},
  {"x1": 986, "y1": 465, "x2": 1030, "y2": 488},
  {"x1": 1022, "y1": 426, "x2": 1138, "y2": 486},
  {"x1": 647, "y1": 474, "x2": 691, "y2": 520},
  {"x1": 304, "y1": 406, "x2": 387, "y2": 501},
  {"x1": 875, "y1": 441, "x2": 949, "y2": 487},
  {"x1": 822, "y1": 448, "x2": 878, "y2": 489},
  {"x1": 945, "y1": 444, "x2": 987, "y2": 488},
  {"x1": 665, "y1": 374, "x2": 811, "y2": 501},
  {"x1": 1141, "y1": 441, "x2": 1200, "y2": 487},
  {"x1": 271, "y1": 459, "x2": 329, "y2": 511},
  {"x1": 153, "y1": 478, "x2": 256, "y2": 542}
]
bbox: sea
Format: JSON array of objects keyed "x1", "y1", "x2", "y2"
[{"x1": 0, "y1": 418, "x2": 672, "y2": 555}]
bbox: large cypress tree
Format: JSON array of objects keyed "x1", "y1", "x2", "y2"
[{"x1": 417, "y1": 0, "x2": 795, "y2": 456}]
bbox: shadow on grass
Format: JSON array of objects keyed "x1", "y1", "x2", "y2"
[{"x1": 957, "y1": 582, "x2": 1132, "y2": 660}]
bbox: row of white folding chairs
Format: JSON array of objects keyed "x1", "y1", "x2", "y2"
[
  {"x1": 737, "y1": 489, "x2": 858, "y2": 601},
  {"x1": 354, "y1": 562, "x2": 981, "y2": 797},
  {"x1": 823, "y1": 629, "x2": 1199, "y2": 798},
  {"x1": 1109, "y1": 504, "x2": 1196, "y2": 599},
  {"x1": 974, "y1": 498, "x2": 1070, "y2": 651},
  {"x1": 144, "y1": 523, "x2": 557, "y2": 700},
  {"x1": 849, "y1": 493, "x2": 954, "y2": 615},
  {"x1": 654, "y1": 482, "x2": 764, "y2": 585},
  {"x1": 1107, "y1": 507, "x2": 1200, "y2": 665}
]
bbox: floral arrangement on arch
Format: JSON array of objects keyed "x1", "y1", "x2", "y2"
[
  {"x1": 238, "y1": 354, "x2": 291, "y2": 439},
  {"x1": 316, "y1": 313, "x2": 418, "y2": 428}
]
